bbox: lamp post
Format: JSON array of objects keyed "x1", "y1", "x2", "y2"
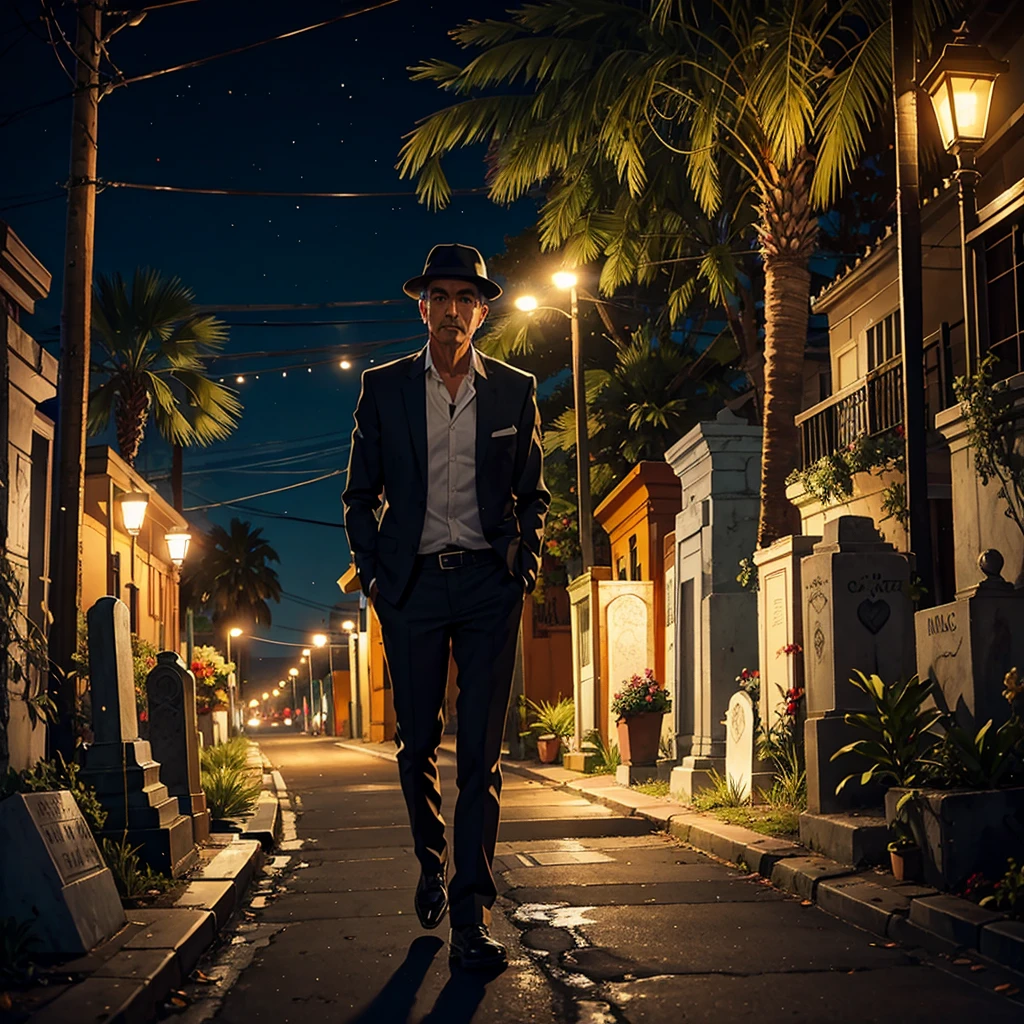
[
  {"x1": 289, "y1": 667, "x2": 300, "y2": 728},
  {"x1": 922, "y1": 25, "x2": 1007, "y2": 373},
  {"x1": 515, "y1": 269, "x2": 594, "y2": 571},
  {"x1": 118, "y1": 491, "x2": 149, "y2": 604},
  {"x1": 312, "y1": 633, "x2": 332, "y2": 736},
  {"x1": 341, "y1": 619, "x2": 356, "y2": 738},
  {"x1": 226, "y1": 627, "x2": 243, "y2": 734}
]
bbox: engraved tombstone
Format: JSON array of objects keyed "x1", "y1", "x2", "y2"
[
  {"x1": 80, "y1": 597, "x2": 198, "y2": 875},
  {"x1": 0, "y1": 791, "x2": 125, "y2": 953},
  {"x1": 801, "y1": 517, "x2": 915, "y2": 814},
  {"x1": 606, "y1": 592, "x2": 650, "y2": 739},
  {"x1": 916, "y1": 550, "x2": 1024, "y2": 731},
  {"x1": 147, "y1": 651, "x2": 211, "y2": 843},
  {"x1": 724, "y1": 691, "x2": 774, "y2": 802}
]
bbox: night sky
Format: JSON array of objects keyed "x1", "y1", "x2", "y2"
[{"x1": 2, "y1": 0, "x2": 536, "y2": 654}]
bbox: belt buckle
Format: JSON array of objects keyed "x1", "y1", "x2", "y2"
[{"x1": 439, "y1": 550, "x2": 463, "y2": 570}]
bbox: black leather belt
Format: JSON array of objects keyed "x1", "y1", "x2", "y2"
[{"x1": 423, "y1": 548, "x2": 495, "y2": 570}]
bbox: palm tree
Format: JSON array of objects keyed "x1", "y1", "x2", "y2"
[
  {"x1": 397, "y1": 0, "x2": 956, "y2": 547},
  {"x1": 182, "y1": 519, "x2": 282, "y2": 629},
  {"x1": 88, "y1": 268, "x2": 242, "y2": 467}
]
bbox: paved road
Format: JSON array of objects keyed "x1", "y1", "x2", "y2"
[{"x1": 187, "y1": 734, "x2": 1022, "y2": 1023}]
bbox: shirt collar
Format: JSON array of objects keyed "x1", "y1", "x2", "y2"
[{"x1": 423, "y1": 342, "x2": 487, "y2": 380}]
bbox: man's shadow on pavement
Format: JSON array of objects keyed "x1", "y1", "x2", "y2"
[{"x1": 346, "y1": 935, "x2": 504, "y2": 1024}]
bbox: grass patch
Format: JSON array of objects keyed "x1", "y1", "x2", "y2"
[
  {"x1": 199, "y1": 736, "x2": 251, "y2": 773},
  {"x1": 632, "y1": 779, "x2": 670, "y2": 798},
  {"x1": 711, "y1": 805, "x2": 801, "y2": 839},
  {"x1": 201, "y1": 762, "x2": 262, "y2": 818},
  {"x1": 100, "y1": 838, "x2": 173, "y2": 901},
  {"x1": 691, "y1": 770, "x2": 748, "y2": 811}
]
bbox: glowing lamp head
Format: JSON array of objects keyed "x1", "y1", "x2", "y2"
[
  {"x1": 229, "y1": 627, "x2": 243, "y2": 638},
  {"x1": 922, "y1": 33, "x2": 1007, "y2": 154},
  {"x1": 165, "y1": 530, "x2": 191, "y2": 567},
  {"x1": 514, "y1": 295, "x2": 539, "y2": 312},
  {"x1": 289, "y1": 667, "x2": 299, "y2": 677},
  {"x1": 312, "y1": 634, "x2": 327, "y2": 648},
  {"x1": 262, "y1": 692, "x2": 270, "y2": 701},
  {"x1": 119, "y1": 492, "x2": 149, "y2": 536},
  {"x1": 341, "y1": 619, "x2": 356, "y2": 632},
  {"x1": 272, "y1": 688, "x2": 280, "y2": 696},
  {"x1": 339, "y1": 359, "x2": 352, "y2": 370},
  {"x1": 248, "y1": 698, "x2": 260, "y2": 708},
  {"x1": 552, "y1": 271, "x2": 578, "y2": 290},
  {"x1": 302, "y1": 648, "x2": 311, "y2": 657}
]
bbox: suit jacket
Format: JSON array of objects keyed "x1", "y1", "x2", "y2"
[{"x1": 342, "y1": 347, "x2": 550, "y2": 604}]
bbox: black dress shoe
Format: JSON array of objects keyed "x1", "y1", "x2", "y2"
[
  {"x1": 448, "y1": 924, "x2": 508, "y2": 971},
  {"x1": 414, "y1": 871, "x2": 448, "y2": 929}
]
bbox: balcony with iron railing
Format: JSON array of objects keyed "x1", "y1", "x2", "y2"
[{"x1": 793, "y1": 320, "x2": 964, "y2": 472}]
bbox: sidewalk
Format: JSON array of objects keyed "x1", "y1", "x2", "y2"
[
  {"x1": 330, "y1": 734, "x2": 1024, "y2": 981},
  {"x1": 502, "y1": 757, "x2": 1024, "y2": 981}
]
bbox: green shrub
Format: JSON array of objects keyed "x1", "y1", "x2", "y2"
[
  {"x1": 201, "y1": 763, "x2": 262, "y2": 819},
  {"x1": 583, "y1": 730, "x2": 621, "y2": 775},
  {"x1": 100, "y1": 838, "x2": 172, "y2": 900},
  {"x1": 199, "y1": 736, "x2": 251, "y2": 773},
  {"x1": 0, "y1": 916, "x2": 39, "y2": 984},
  {"x1": 527, "y1": 697, "x2": 575, "y2": 738}
]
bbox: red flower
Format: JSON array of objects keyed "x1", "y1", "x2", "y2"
[
  {"x1": 645, "y1": 695, "x2": 653, "y2": 702},
  {"x1": 895, "y1": 424, "x2": 905, "y2": 438}
]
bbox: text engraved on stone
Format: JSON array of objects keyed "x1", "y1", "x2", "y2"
[{"x1": 27, "y1": 793, "x2": 103, "y2": 885}]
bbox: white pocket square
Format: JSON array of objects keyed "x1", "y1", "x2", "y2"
[{"x1": 491, "y1": 425, "x2": 517, "y2": 438}]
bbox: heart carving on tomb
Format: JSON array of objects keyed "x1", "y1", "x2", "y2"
[
  {"x1": 857, "y1": 599, "x2": 890, "y2": 635},
  {"x1": 809, "y1": 591, "x2": 828, "y2": 614}
]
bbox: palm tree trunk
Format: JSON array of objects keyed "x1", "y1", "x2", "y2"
[
  {"x1": 116, "y1": 382, "x2": 150, "y2": 467},
  {"x1": 758, "y1": 259, "x2": 808, "y2": 546},
  {"x1": 756, "y1": 152, "x2": 817, "y2": 548}
]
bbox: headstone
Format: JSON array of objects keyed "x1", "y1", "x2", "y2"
[
  {"x1": 801, "y1": 517, "x2": 915, "y2": 814},
  {"x1": 724, "y1": 691, "x2": 774, "y2": 802},
  {"x1": 665, "y1": 414, "x2": 762, "y2": 799},
  {"x1": 147, "y1": 652, "x2": 211, "y2": 843},
  {"x1": 605, "y1": 593, "x2": 649, "y2": 739},
  {"x1": 80, "y1": 597, "x2": 198, "y2": 876},
  {"x1": 916, "y1": 549, "x2": 1024, "y2": 732},
  {"x1": 0, "y1": 791, "x2": 125, "y2": 953}
]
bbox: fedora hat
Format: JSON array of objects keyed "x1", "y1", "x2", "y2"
[{"x1": 403, "y1": 243, "x2": 502, "y2": 300}]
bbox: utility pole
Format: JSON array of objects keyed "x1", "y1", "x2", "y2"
[
  {"x1": 569, "y1": 284, "x2": 594, "y2": 572},
  {"x1": 50, "y1": 0, "x2": 104, "y2": 757},
  {"x1": 891, "y1": 0, "x2": 934, "y2": 608}
]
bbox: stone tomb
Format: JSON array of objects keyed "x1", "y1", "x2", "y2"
[
  {"x1": 801, "y1": 517, "x2": 915, "y2": 815},
  {"x1": 724, "y1": 690, "x2": 774, "y2": 802},
  {"x1": 147, "y1": 651, "x2": 211, "y2": 843},
  {"x1": 916, "y1": 549, "x2": 1024, "y2": 731},
  {"x1": 0, "y1": 791, "x2": 125, "y2": 954},
  {"x1": 80, "y1": 596, "x2": 197, "y2": 876}
]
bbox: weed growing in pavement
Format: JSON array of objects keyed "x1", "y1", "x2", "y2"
[
  {"x1": 583, "y1": 730, "x2": 622, "y2": 775},
  {"x1": 201, "y1": 762, "x2": 262, "y2": 819},
  {"x1": 100, "y1": 838, "x2": 172, "y2": 901},
  {"x1": 692, "y1": 770, "x2": 749, "y2": 810},
  {"x1": 199, "y1": 736, "x2": 251, "y2": 773},
  {"x1": 632, "y1": 779, "x2": 670, "y2": 798}
]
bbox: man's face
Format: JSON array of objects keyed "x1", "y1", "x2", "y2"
[{"x1": 419, "y1": 279, "x2": 488, "y2": 346}]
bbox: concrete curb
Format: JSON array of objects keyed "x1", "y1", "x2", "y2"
[
  {"x1": 502, "y1": 757, "x2": 1024, "y2": 980},
  {"x1": 25, "y1": 746, "x2": 279, "y2": 1024}
]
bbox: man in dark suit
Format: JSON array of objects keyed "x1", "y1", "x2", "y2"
[{"x1": 342, "y1": 243, "x2": 549, "y2": 970}]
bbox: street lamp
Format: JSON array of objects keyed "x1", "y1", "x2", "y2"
[
  {"x1": 288, "y1": 666, "x2": 299, "y2": 724},
  {"x1": 515, "y1": 269, "x2": 594, "y2": 570},
  {"x1": 922, "y1": 27, "x2": 1007, "y2": 371},
  {"x1": 165, "y1": 531, "x2": 191, "y2": 568},
  {"x1": 226, "y1": 626, "x2": 243, "y2": 736},
  {"x1": 118, "y1": 492, "x2": 149, "y2": 536}
]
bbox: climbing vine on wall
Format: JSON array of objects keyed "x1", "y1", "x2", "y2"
[{"x1": 786, "y1": 428, "x2": 908, "y2": 527}]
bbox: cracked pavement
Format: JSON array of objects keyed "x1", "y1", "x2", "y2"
[{"x1": 187, "y1": 734, "x2": 1022, "y2": 1023}]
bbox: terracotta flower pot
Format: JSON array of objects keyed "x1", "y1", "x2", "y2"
[
  {"x1": 890, "y1": 846, "x2": 922, "y2": 882},
  {"x1": 536, "y1": 734, "x2": 561, "y2": 764},
  {"x1": 616, "y1": 712, "x2": 664, "y2": 765}
]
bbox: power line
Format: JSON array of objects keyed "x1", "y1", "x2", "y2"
[
  {"x1": 97, "y1": 178, "x2": 487, "y2": 200},
  {"x1": 208, "y1": 335, "x2": 422, "y2": 362},
  {"x1": 183, "y1": 469, "x2": 343, "y2": 511},
  {"x1": 197, "y1": 300, "x2": 408, "y2": 312},
  {"x1": 106, "y1": 0, "x2": 401, "y2": 90},
  {"x1": 221, "y1": 317, "x2": 421, "y2": 328}
]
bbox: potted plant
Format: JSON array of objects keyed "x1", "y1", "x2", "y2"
[
  {"x1": 887, "y1": 806, "x2": 922, "y2": 881},
  {"x1": 612, "y1": 670, "x2": 672, "y2": 766},
  {"x1": 528, "y1": 697, "x2": 575, "y2": 763}
]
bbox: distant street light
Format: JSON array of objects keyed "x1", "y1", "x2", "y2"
[
  {"x1": 262, "y1": 691, "x2": 270, "y2": 701},
  {"x1": 341, "y1": 619, "x2": 356, "y2": 632},
  {"x1": 514, "y1": 295, "x2": 538, "y2": 312},
  {"x1": 272, "y1": 688, "x2": 280, "y2": 697},
  {"x1": 226, "y1": 626, "x2": 244, "y2": 736}
]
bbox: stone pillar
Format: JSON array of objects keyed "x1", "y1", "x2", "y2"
[
  {"x1": 665, "y1": 409, "x2": 762, "y2": 799},
  {"x1": 754, "y1": 534, "x2": 820, "y2": 728},
  {"x1": 802, "y1": 517, "x2": 915, "y2": 814},
  {"x1": 569, "y1": 567, "x2": 611, "y2": 749},
  {"x1": 916, "y1": 549, "x2": 1024, "y2": 732},
  {"x1": 80, "y1": 597, "x2": 197, "y2": 876},
  {"x1": 147, "y1": 651, "x2": 210, "y2": 843}
]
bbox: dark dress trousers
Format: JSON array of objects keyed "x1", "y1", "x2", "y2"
[{"x1": 342, "y1": 347, "x2": 549, "y2": 927}]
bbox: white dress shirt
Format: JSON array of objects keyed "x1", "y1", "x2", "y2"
[{"x1": 417, "y1": 343, "x2": 490, "y2": 554}]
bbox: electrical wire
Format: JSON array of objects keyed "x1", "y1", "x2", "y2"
[
  {"x1": 183, "y1": 469, "x2": 343, "y2": 511},
  {"x1": 207, "y1": 335, "x2": 423, "y2": 362},
  {"x1": 107, "y1": 0, "x2": 401, "y2": 90},
  {"x1": 96, "y1": 178, "x2": 486, "y2": 200},
  {"x1": 222, "y1": 317, "x2": 421, "y2": 328},
  {"x1": 198, "y1": 300, "x2": 408, "y2": 312}
]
